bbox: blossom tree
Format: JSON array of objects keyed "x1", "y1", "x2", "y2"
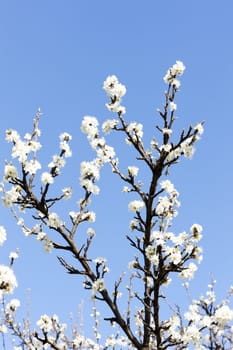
[{"x1": 0, "y1": 61, "x2": 233, "y2": 349}]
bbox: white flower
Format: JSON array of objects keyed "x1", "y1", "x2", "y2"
[
  {"x1": 37, "y1": 231, "x2": 46, "y2": 241},
  {"x1": 6, "y1": 298, "x2": 20, "y2": 312},
  {"x1": 59, "y1": 132, "x2": 72, "y2": 141},
  {"x1": 102, "y1": 119, "x2": 119, "y2": 134},
  {"x1": 9, "y1": 251, "x2": 19, "y2": 260},
  {"x1": 166, "y1": 246, "x2": 182, "y2": 265},
  {"x1": 128, "y1": 200, "x2": 144, "y2": 212},
  {"x1": 96, "y1": 144, "x2": 115, "y2": 162},
  {"x1": 163, "y1": 61, "x2": 186, "y2": 84},
  {"x1": 92, "y1": 278, "x2": 105, "y2": 296},
  {"x1": 49, "y1": 154, "x2": 66, "y2": 169},
  {"x1": 11, "y1": 140, "x2": 29, "y2": 163},
  {"x1": 160, "y1": 179, "x2": 175, "y2": 194},
  {"x1": 86, "y1": 211, "x2": 96, "y2": 222},
  {"x1": 155, "y1": 196, "x2": 170, "y2": 216},
  {"x1": 128, "y1": 260, "x2": 137, "y2": 269},
  {"x1": 41, "y1": 172, "x2": 54, "y2": 185},
  {"x1": 172, "y1": 60, "x2": 186, "y2": 75},
  {"x1": 190, "y1": 224, "x2": 203, "y2": 241},
  {"x1": 179, "y1": 262, "x2": 197, "y2": 280},
  {"x1": 194, "y1": 123, "x2": 204, "y2": 135},
  {"x1": 151, "y1": 231, "x2": 165, "y2": 246},
  {"x1": 170, "y1": 101, "x2": 177, "y2": 112},
  {"x1": 103, "y1": 75, "x2": 126, "y2": 99},
  {"x1": 123, "y1": 186, "x2": 131, "y2": 192},
  {"x1": 126, "y1": 122, "x2": 143, "y2": 142},
  {"x1": 128, "y1": 166, "x2": 139, "y2": 177},
  {"x1": 80, "y1": 161, "x2": 100, "y2": 182},
  {"x1": 4, "y1": 164, "x2": 18, "y2": 181},
  {"x1": 170, "y1": 231, "x2": 188, "y2": 245},
  {"x1": 145, "y1": 245, "x2": 159, "y2": 265},
  {"x1": 60, "y1": 142, "x2": 72, "y2": 158},
  {"x1": 171, "y1": 78, "x2": 181, "y2": 89},
  {"x1": 161, "y1": 128, "x2": 172, "y2": 136},
  {"x1": 37, "y1": 314, "x2": 53, "y2": 332},
  {"x1": 159, "y1": 144, "x2": 172, "y2": 153},
  {"x1": 215, "y1": 305, "x2": 233, "y2": 326},
  {"x1": 5, "y1": 129, "x2": 20, "y2": 143},
  {"x1": 0, "y1": 226, "x2": 7, "y2": 246},
  {"x1": 0, "y1": 265, "x2": 17, "y2": 294},
  {"x1": 181, "y1": 142, "x2": 195, "y2": 159},
  {"x1": 87, "y1": 228, "x2": 95, "y2": 237},
  {"x1": 27, "y1": 140, "x2": 42, "y2": 152},
  {"x1": 182, "y1": 324, "x2": 200, "y2": 345},
  {"x1": 47, "y1": 212, "x2": 62, "y2": 229},
  {"x1": 81, "y1": 116, "x2": 99, "y2": 139},
  {"x1": 62, "y1": 187, "x2": 72, "y2": 199},
  {"x1": 43, "y1": 237, "x2": 53, "y2": 253},
  {"x1": 24, "y1": 159, "x2": 41, "y2": 175},
  {"x1": 129, "y1": 219, "x2": 139, "y2": 230},
  {"x1": 2, "y1": 186, "x2": 21, "y2": 207}
]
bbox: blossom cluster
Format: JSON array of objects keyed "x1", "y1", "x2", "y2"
[
  {"x1": 103, "y1": 75, "x2": 126, "y2": 114},
  {"x1": 0, "y1": 61, "x2": 231, "y2": 350},
  {"x1": 163, "y1": 60, "x2": 186, "y2": 88}
]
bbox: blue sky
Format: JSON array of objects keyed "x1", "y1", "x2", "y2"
[{"x1": 0, "y1": 0, "x2": 233, "y2": 341}]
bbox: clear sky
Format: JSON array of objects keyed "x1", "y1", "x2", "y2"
[{"x1": 0, "y1": 0, "x2": 233, "y2": 342}]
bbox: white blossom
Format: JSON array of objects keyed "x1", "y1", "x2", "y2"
[
  {"x1": 37, "y1": 314, "x2": 53, "y2": 332},
  {"x1": 24, "y1": 159, "x2": 41, "y2": 175},
  {"x1": 5, "y1": 129, "x2": 20, "y2": 143},
  {"x1": 170, "y1": 101, "x2": 177, "y2": 112},
  {"x1": 60, "y1": 140, "x2": 72, "y2": 157},
  {"x1": 165, "y1": 246, "x2": 182, "y2": 265},
  {"x1": 126, "y1": 122, "x2": 143, "y2": 143},
  {"x1": 179, "y1": 262, "x2": 197, "y2": 280},
  {"x1": 11, "y1": 140, "x2": 29, "y2": 163},
  {"x1": 159, "y1": 144, "x2": 172, "y2": 153},
  {"x1": 81, "y1": 116, "x2": 99, "y2": 140},
  {"x1": 145, "y1": 245, "x2": 159, "y2": 265},
  {"x1": 41, "y1": 172, "x2": 54, "y2": 185},
  {"x1": 128, "y1": 200, "x2": 144, "y2": 212},
  {"x1": 87, "y1": 228, "x2": 95, "y2": 237},
  {"x1": 128, "y1": 166, "x2": 139, "y2": 177},
  {"x1": 102, "y1": 119, "x2": 119, "y2": 134},
  {"x1": 190, "y1": 223, "x2": 203, "y2": 241},
  {"x1": 0, "y1": 265, "x2": 17, "y2": 294},
  {"x1": 6, "y1": 298, "x2": 20, "y2": 312},
  {"x1": 96, "y1": 144, "x2": 115, "y2": 162},
  {"x1": 59, "y1": 132, "x2": 72, "y2": 142},
  {"x1": 163, "y1": 60, "x2": 186, "y2": 84},
  {"x1": 162, "y1": 128, "x2": 172, "y2": 136},
  {"x1": 4, "y1": 164, "x2": 18, "y2": 181},
  {"x1": 92, "y1": 278, "x2": 105, "y2": 298},
  {"x1": 2, "y1": 186, "x2": 21, "y2": 207},
  {"x1": 49, "y1": 154, "x2": 66, "y2": 169},
  {"x1": 37, "y1": 231, "x2": 46, "y2": 241},
  {"x1": 62, "y1": 187, "x2": 72, "y2": 199},
  {"x1": 194, "y1": 123, "x2": 204, "y2": 135},
  {"x1": 181, "y1": 142, "x2": 195, "y2": 159},
  {"x1": 103, "y1": 75, "x2": 126, "y2": 99},
  {"x1": 215, "y1": 305, "x2": 233, "y2": 326},
  {"x1": 47, "y1": 212, "x2": 63, "y2": 229},
  {"x1": 9, "y1": 251, "x2": 19, "y2": 260},
  {"x1": 80, "y1": 161, "x2": 100, "y2": 182},
  {"x1": 160, "y1": 179, "x2": 175, "y2": 194},
  {"x1": 43, "y1": 237, "x2": 53, "y2": 253}
]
